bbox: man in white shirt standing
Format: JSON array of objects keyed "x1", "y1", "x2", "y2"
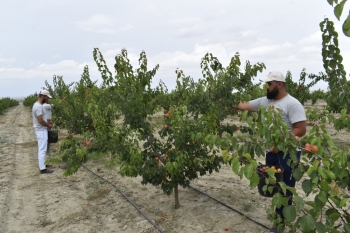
[
  {"x1": 233, "y1": 71, "x2": 306, "y2": 232},
  {"x1": 32, "y1": 90, "x2": 54, "y2": 174}
]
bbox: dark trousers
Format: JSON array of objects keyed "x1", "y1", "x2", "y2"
[
  {"x1": 47, "y1": 131, "x2": 50, "y2": 153},
  {"x1": 266, "y1": 150, "x2": 301, "y2": 219}
]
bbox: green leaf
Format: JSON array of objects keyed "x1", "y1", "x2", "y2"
[
  {"x1": 320, "y1": 181, "x2": 330, "y2": 191},
  {"x1": 299, "y1": 215, "x2": 316, "y2": 232},
  {"x1": 247, "y1": 116, "x2": 253, "y2": 125},
  {"x1": 327, "y1": 0, "x2": 334, "y2": 5},
  {"x1": 272, "y1": 193, "x2": 283, "y2": 208},
  {"x1": 318, "y1": 167, "x2": 327, "y2": 179},
  {"x1": 329, "y1": 212, "x2": 341, "y2": 221},
  {"x1": 307, "y1": 167, "x2": 314, "y2": 177},
  {"x1": 315, "y1": 222, "x2": 327, "y2": 233},
  {"x1": 242, "y1": 153, "x2": 251, "y2": 160},
  {"x1": 340, "y1": 197, "x2": 348, "y2": 207},
  {"x1": 244, "y1": 163, "x2": 253, "y2": 178},
  {"x1": 222, "y1": 150, "x2": 229, "y2": 163},
  {"x1": 293, "y1": 166, "x2": 303, "y2": 181},
  {"x1": 231, "y1": 158, "x2": 240, "y2": 174},
  {"x1": 249, "y1": 173, "x2": 260, "y2": 187},
  {"x1": 325, "y1": 170, "x2": 336, "y2": 180},
  {"x1": 302, "y1": 179, "x2": 312, "y2": 195},
  {"x1": 242, "y1": 110, "x2": 248, "y2": 120},
  {"x1": 334, "y1": 0, "x2": 347, "y2": 20},
  {"x1": 293, "y1": 195, "x2": 304, "y2": 212},
  {"x1": 316, "y1": 191, "x2": 327, "y2": 204},
  {"x1": 343, "y1": 15, "x2": 350, "y2": 37},
  {"x1": 282, "y1": 205, "x2": 296, "y2": 222},
  {"x1": 279, "y1": 182, "x2": 287, "y2": 195},
  {"x1": 344, "y1": 223, "x2": 350, "y2": 232}
]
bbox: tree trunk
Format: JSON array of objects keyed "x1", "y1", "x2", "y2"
[{"x1": 174, "y1": 185, "x2": 180, "y2": 209}]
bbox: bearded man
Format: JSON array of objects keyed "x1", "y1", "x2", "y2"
[{"x1": 233, "y1": 71, "x2": 306, "y2": 232}]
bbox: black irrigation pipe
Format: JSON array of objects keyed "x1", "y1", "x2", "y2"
[
  {"x1": 81, "y1": 164, "x2": 166, "y2": 233},
  {"x1": 189, "y1": 185, "x2": 270, "y2": 230},
  {"x1": 82, "y1": 164, "x2": 270, "y2": 231}
]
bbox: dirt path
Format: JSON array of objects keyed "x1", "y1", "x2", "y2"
[
  {"x1": 0, "y1": 104, "x2": 54, "y2": 232},
  {"x1": 0, "y1": 104, "x2": 298, "y2": 233}
]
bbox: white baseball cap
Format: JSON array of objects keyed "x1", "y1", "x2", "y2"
[
  {"x1": 40, "y1": 90, "x2": 52, "y2": 98},
  {"x1": 260, "y1": 71, "x2": 286, "y2": 83}
]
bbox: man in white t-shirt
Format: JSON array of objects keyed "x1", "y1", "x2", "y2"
[
  {"x1": 32, "y1": 90, "x2": 54, "y2": 174},
  {"x1": 233, "y1": 71, "x2": 306, "y2": 232}
]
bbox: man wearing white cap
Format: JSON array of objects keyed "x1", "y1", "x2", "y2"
[
  {"x1": 233, "y1": 71, "x2": 306, "y2": 232},
  {"x1": 32, "y1": 90, "x2": 54, "y2": 174}
]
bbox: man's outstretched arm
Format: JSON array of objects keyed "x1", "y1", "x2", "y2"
[{"x1": 233, "y1": 102, "x2": 256, "y2": 112}]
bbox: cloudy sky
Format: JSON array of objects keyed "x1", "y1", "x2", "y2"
[{"x1": 1, "y1": 0, "x2": 349, "y2": 98}]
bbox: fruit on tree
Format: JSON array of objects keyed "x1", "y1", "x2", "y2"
[
  {"x1": 165, "y1": 113, "x2": 170, "y2": 118},
  {"x1": 311, "y1": 145, "x2": 318, "y2": 152},
  {"x1": 295, "y1": 136, "x2": 299, "y2": 142},
  {"x1": 164, "y1": 124, "x2": 169, "y2": 129},
  {"x1": 224, "y1": 227, "x2": 229, "y2": 231},
  {"x1": 84, "y1": 141, "x2": 91, "y2": 146},
  {"x1": 304, "y1": 143, "x2": 311, "y2": 151}
]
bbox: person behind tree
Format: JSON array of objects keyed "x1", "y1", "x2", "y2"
[{"x1": 233, "y1": 71, "x2": 306, "y2": 232}]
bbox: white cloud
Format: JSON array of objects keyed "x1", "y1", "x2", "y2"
[
  {"x1": 299, "y1": 46, "x2": 320, "y2": 54},
  {"x1": 241, "y1": 30, "x2": 258, "y2": 37},
  {"x1": 134, "y1": 1, "x2": 161, "y2": 16},
  {"x1": 240, "y1": 42, "x2": 294, "y2": 57},
  {"x1": 171, "y1": 18, "x2": 208, "y2": 38},
  {"x1": 72, "y1": 14, "x2": 117, "y2": 34},
  {"x1": 0, "y1": 60, "x2": 95, "y2": 81},
  {"x1": 297, "y1": 32, "x2": 322, "y2": 45},
  {"x1": 0, "y1": 57, "x2": 16, "y2": 63},
  {"x1": 205, "y1": 9, "x2": 228, "y2": 20},
  {"x1": 121, "y1": 23, "x2": 135, "y2": 30}
]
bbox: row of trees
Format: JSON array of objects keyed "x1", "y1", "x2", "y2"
[
  {"x1": 21, "y1": 16, "x2": 350, "y2": 232},
  {"x1": 0, "y1": 98, "x2": 19, "y2": 115}
]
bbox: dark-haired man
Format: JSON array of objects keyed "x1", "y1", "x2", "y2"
[
  {"x1": 32, "y1": 90, "x2": 54, "y2": 174},
  {"x1": 233, "y1": 71, "x2": 306, "y2": 232}
]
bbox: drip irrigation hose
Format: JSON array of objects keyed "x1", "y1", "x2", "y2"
[
  {"x1": 189, "y1": 185, "x2": 270, "y2": 230},
  {"x1": 82, "y1": 164, "x2": 271, "y2": 231},
  {"x1": 82, "y1": 164, "x2": 166, "y2": 233}
]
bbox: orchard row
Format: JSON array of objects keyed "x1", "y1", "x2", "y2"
[{"x1": 21, "y1": 17, "x2": 350, "y2": 233}]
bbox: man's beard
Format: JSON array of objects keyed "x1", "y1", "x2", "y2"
[{"x1": 266, "y1": 87, "x2": 279, "y2": 99}]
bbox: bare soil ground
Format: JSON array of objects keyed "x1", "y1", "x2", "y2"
[{"x1": 0, "y1": 101, "x2": 348, "y2": 233}]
